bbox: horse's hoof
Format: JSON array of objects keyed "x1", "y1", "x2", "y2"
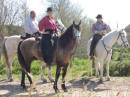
[
  {"x1": 21, "y1": 83, "x2": 26, "y2": 89},
  {"x1": 49, "y1": 78, "x2": 54, "y2": 82},
  {"x1": 89, "y1": 74, "x2": 92, "y2": 77},
  {"x1": 42, "y1": 78, "x2": 47, "y2": 83},
  {"x1": 55, "y1": 89, "x2": 60, "y2": 93},
  {"x1": 61, "y1": 84, "x2": 68, "y2": 92},
  {"x1": 99, "y1": 79, "x2": 103, "y2": 83},
  {"x1": 9, "y1": 78, "x2": 13, "y2": 82},
  {"x1": 63, "y1": 88, "x2": 68, "y2": 92},
  {"x1": 106, "y1": 77, "x2": 110, "y2": 81},
  {"x1": 53, "y1": 85, "x2": 60, "y2": 93}
]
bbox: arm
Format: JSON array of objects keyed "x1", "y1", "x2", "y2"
[
  {"x1": 38, "y1": 18, "x2": 46, "y2": 33},
  {"x1": 102, "y1": 24, "x2": 109, "y2": 34},
  {"x1": 55, "y1": 25, "x2": 58, "y2": 32},
  {"x1": 92, "y1": 24, "x2": 102, "y2": 35}
]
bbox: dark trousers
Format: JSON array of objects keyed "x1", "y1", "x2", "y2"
[
  {"x1": 90, "y1": 34, "x2": 102, "y2": 56},
  {"x1": 41, "y1": 30, "x2": 56, "y2": 65},
  {"x1": 22, "y1": 32, "x2": 41, "y2": 39},
  {"x1": 25, "y1": 33, "x2": 32, "y2": 38}
]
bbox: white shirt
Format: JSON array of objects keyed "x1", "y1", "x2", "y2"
[{"x1": 24, "y1": 16, "x2": 39, "y2": 35}]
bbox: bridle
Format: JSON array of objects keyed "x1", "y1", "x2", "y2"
[
  {"x1": 117, "y1": 32, "x2": 128, "y2": 47},
  {"x1": 73, "y1": 27, "x2": 81, "y2": 40},
  {"x1": 56, "y1": 21, "x2": 66, "y2": 33},
  {"x1": 102, "y1": 31, "x2": 127, "y2": 59}
]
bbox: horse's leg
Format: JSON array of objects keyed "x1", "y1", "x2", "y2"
[
  {"x1": 96, "y1": 61, "x2": 100, "y2": 78},
  {"x1": 6, "y1": 56, "x2": 13, "y2": 82},
  {"x1": 106, "y1": 54, "x2": 112, "y2": 81},
  {"x1": 21, "y1": 70, "x2": 26, "y2": 89},
  {"x1": 41, "y1": 63, "x2": 47, "y2": 82},
  {"x1": 90, "y1": 59, "x2": 93, "y2": 77},
  {"x1": 53, "y1": 65, "x2": 61, "y2": 93},
  {"x1": 48, "y1": 66, "x2": 54, "y2": 82},
  {"x1": 95, "y1": 59, "x2": 97, "y2": 77},
  {"x1": 99, "y1": 59, "x2": 104, "y2": 83},
  {"x1": 61, "y1": 64, "x2": 68, "y2": 92},
  {"x1": 26, "y1": 63, "x2": 33, "y2": 86}
]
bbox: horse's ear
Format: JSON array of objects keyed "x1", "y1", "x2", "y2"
[
  {"x1": 120, "y1": 29, "x2": 124, "y2": 32},
  {"x1": 79, "y1": 20, "x2": 81, "y2": 25}
]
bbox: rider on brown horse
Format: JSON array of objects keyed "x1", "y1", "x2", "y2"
[
  {"x1": 90, "y1": 14, "x2": 110, "y2": 59},
  {"x1": 38, "y1": 7, "x2": 58, "y2": 66},
  {"x1": 24, "y1": 11, "x2": 40, "y2": 39}
]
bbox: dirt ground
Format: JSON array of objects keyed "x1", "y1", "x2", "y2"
[{"x1": 0, "y1": 77, "x2": 130, "y2": 97}]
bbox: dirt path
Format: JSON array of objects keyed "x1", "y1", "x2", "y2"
[{"x1": 0, "y1": 77, "x2": 130, "y2": 97}]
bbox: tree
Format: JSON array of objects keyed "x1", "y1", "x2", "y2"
[
  {"x1": 0, "y1": 0, "x2": 29, "y2": 62},
  {"x1": 47, "y1": 0, "x2": 94, "y2": 58}
]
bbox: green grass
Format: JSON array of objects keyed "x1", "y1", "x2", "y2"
[{"x1": 0, "y1": 47, "x2": 130, "y2": 79}]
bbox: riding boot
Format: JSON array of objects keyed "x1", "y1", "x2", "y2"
[
  {"x1": 90, "y1": 34, "x2": 102, "y2": 59},
  {"x1": 41, "y1": 34, "x2": 54, "y2": 65}
]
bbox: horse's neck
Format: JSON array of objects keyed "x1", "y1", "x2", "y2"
[
  {"x1": 103, "y1": 31, "x2": 119, "y2": 48},
  {"x1": 59, "y1": 26, "x2": 77, "y2": 50}
]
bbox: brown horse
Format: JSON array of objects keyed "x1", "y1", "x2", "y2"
[{"x1": 17, "y1": 21, "x2": 81, "y2": 93}]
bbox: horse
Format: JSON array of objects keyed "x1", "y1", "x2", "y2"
[
  {"x1": 17, "y1": 21, "x2": 81, "y2": 93},
  {"x1": 1, "y1": 19, "x2": 66, "y2": 82},
  {"x1": 87, "y1": 29, "x2": 129, "y2": 82}
]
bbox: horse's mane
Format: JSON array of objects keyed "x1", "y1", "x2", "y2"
[
  {"x1": 103, "y1": 29, "x2": 127, "y2": 39},
  {"x1": 103, "y1": 30, "x2": 118, "y2": 39},
  {"x1": 58, "y1": 24, "x2": 74, "y2": 48},
  {"x1": 56, "y1": 19, "x2": 65, "y2": 28}
]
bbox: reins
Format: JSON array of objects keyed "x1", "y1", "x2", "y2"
[{"x1": 102, "y1": 31, "x2": 125, "y2": 60}]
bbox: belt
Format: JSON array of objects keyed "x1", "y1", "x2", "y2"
[{"x1": 44, "y1": 29, "x2": 56, "y2": 34}]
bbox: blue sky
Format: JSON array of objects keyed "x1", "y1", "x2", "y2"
[{"x1": 27, "y1": 0, "x2": 130, "y2": 29}]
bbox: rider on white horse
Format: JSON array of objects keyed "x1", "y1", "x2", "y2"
[
  {"x1": 90, "y1": 14, "x2": 110, "y2": 59},
  {"x1": 24, "y1": 11, "x2": 40, "y2": 39}
]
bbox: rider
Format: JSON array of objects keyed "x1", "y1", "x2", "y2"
[
  {"x1": 90, "y1": 14, "x2": 109, "y2": 59},
  {"x1": 24, "y1": 11, "x2": 40, "y2": 39},
  {"x1": 38, "y1": 7, "x2": 58, "y2": 65}
]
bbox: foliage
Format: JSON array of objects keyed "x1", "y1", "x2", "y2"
[{"x1": 0, "y1": 47, "x2": 130, "y2": 78}]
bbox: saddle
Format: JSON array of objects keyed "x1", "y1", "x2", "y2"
[{"x1": 20, "y1": 32, "x2": 42, "y2": 40}]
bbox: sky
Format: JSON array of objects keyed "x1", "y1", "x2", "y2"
[{"x1": 27, "y1": 0, "x2": 130, "y2": 30}]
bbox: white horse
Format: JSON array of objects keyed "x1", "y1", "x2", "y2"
[
  {"x1": 2, "y1": 19, "x2": 66, "y2": 82},
  {"x1": 88, "y1": 30, "x2": 129, "y2": 82}
]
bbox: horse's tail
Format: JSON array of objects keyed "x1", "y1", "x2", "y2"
[
  {"x1": 17, "y1": 41, "x2": 32, "y2": 80},
  {"x1": 2, "y1": 37, "x2": 9, "y2": 66},
  {"x1": 17, "y1": 41, "x2": 26, "y2": 72}
]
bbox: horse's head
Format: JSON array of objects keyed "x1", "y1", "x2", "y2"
[
  {"x1": 73, "y1": 20, "x2": 82, "y2": 40},
  {"x1": 56, "y1": 19, "x2": 66, "y2": 33},
  {"x1": 117, "y1": 29, "x2": 129, "y2": 48}
]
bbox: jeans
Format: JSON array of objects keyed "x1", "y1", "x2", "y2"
[{"x1": 90, "y1": 34, "x2": 102, "y2": 57}]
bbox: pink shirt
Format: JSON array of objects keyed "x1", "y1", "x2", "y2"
[{"x1": 38, "y1": 16, "x2": 58, "y2": 32}]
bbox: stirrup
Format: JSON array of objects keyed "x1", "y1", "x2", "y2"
[{"x1": 35, "y1": 37, "x2": 40, "y2": 41}]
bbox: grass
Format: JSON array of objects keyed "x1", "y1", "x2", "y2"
[{"x1": 0, "y1": 47, "x2": 130, "y2": 80}]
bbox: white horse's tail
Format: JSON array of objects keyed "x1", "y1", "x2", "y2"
[
  {"x1": 87, "y1": 38, "x2": 92, "y2": 57},
  {"x1": 2, "y1": 37, "x2": 9, "y2": 66}
]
